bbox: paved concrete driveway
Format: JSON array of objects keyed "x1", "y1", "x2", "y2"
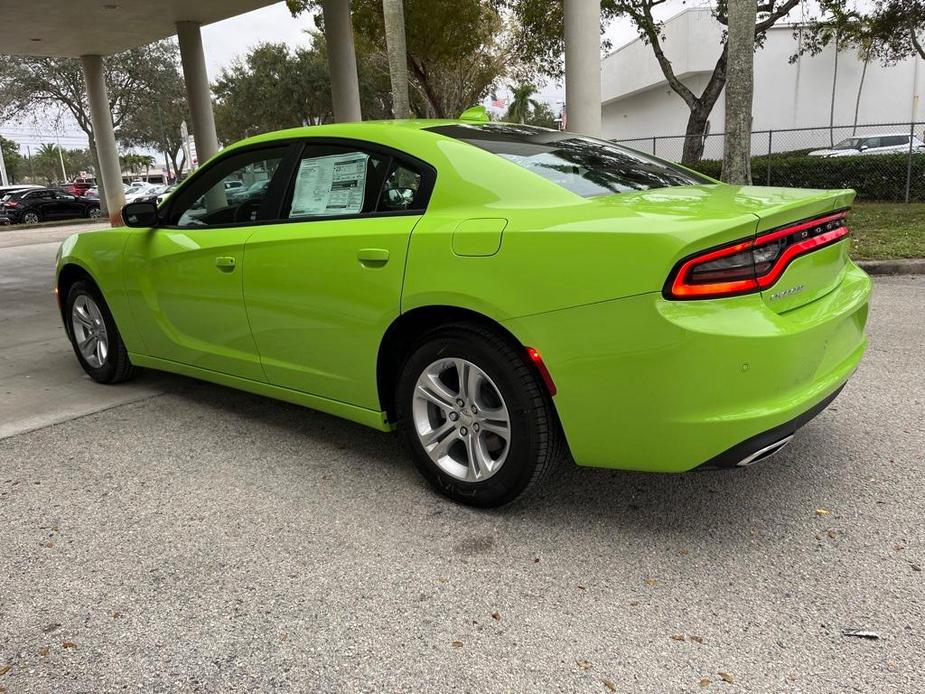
[{"x1": 1, "y1": 227, "x2": 922, "y2": 693}]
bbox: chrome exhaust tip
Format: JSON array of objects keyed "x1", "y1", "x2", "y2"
[{"x1": 735, "y1": 434, "x2": 795, "y2": 467}]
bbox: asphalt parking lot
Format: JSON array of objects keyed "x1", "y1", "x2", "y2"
[{"x1": 1, "y1": 226, "x2": 923, "y2": 693}]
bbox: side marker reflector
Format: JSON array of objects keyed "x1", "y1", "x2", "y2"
[{"x1": 526, "y1": 347, "x2": 557, "y2": 396}]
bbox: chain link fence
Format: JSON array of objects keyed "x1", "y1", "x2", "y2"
[{"x1": 614, "y1": 122, "x2": 925, "y2": 203}]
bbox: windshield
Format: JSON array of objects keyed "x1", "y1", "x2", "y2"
[
  {"x1": 427, "y1": 123, "x2": 708, "y2": 197},
  {"x1": 832, "y1": 138, "x2": 864, "y2": 150}
]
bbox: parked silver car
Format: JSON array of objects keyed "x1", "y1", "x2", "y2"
[{"x1": 808, "y1": 133, "x2": 925, "y2": 157}]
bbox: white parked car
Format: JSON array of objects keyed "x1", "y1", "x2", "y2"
[
  {"x1": 156, "y1": 184, "x2": 179, "y2": 207},
  {"x1": 124, "y1": 182, "x2": 162, "y2": 203},
  {"x1": 808, "y1": 133, "x2": 925, "y2": 158}
]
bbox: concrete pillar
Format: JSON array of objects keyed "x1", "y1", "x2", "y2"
[
  {"x1": 80, "y1": 55, "x2": 125, "y2": 225},
  {"x1": 322, "y1": 0, "x2": 362, "y2": 122},
  {"x1": 564, "y1": 0, "x2": 602, "y2": 137},
  {"x1": 177, "y1": 21, "x2": 219, "y2": 165}
]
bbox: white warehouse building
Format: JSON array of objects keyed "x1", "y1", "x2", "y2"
[{"x1": 601, "y1": 8, "x2": 925, "y2": 158}]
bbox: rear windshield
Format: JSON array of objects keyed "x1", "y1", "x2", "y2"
[{"x1": 427, "y1": 123, "x2": 708, "y2": 197}]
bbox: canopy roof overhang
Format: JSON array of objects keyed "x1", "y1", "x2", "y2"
[{"x1": 1, "y1": 0, "x2": 278, "y2": 57}]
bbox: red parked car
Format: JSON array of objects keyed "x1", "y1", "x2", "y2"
[{"x1": 61, "y1": 180, "x2": 95, "y2": 197}]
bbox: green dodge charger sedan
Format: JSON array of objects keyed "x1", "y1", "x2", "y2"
[{"x1": 56, "y1": 114, "x2": 871, "y2": 507}]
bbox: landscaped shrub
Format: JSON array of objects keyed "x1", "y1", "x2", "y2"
[{"x1": 687, "y1": 153, "x2": 925, "y2": 202}]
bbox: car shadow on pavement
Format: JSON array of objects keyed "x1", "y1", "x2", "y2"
[{"x1": 160, "y1": 374, "x2": 845, "y2": 545}]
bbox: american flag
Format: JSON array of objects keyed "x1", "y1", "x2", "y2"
[{"x1": 490, "y1": 95, "x2": 508, "y2": 109}]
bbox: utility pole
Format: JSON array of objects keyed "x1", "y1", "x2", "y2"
[
  {"x1": 27, "y1": 145, "x2": 35, "y2": 182},
  {"x1": 0, "y1": 139, "x2": 8, "y2": 186},
  {"x1": 55, "y1": 130, "x2": 68, "y2": 182}
]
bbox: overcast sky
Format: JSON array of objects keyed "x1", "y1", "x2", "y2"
[{"x1": 1, "y1": 0, "x2": 822, "y2": 154}]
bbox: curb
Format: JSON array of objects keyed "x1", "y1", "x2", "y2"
[
  {"x1": 856, "y1": 258, "x2": 925, "y2": 275},
  {"x1": 0, "y1": 217, "x2": 104, "y2": 233}
]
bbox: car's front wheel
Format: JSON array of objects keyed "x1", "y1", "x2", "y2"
[
  {"x1": 397, "y1": 324, "x2": 563, "y2": 507},
  {"x1": 65, "y1": 280, "x2": 135, "y2": 384}
]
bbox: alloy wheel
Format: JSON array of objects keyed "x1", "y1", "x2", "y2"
[
  {"x1": 71, "y1": 294, "x2": 109, "y2": 368},
  {"x1": 89, "y1": 207, "x2": 102, "y2": 218},
  {"x1": 412, "y1": 358, "x2": 511, "y2": 482},
  {"x1": 23, "y1": 212, "x2": 39, "y2": 225}
]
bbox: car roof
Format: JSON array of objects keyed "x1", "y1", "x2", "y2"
[{"x1": 226, "y1": 118, "x2": 476, "y2": 152}]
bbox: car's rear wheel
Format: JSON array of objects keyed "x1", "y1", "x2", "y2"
[
  {"x1": 87, "y1": 206, "x2": 102, "y2": 218},
  {"x1": 22, "y1": 211, "x2": 40, "y2": 225},
  {"x1": 65, "y1": 280, "x2": 134, "y2": 384},
  {"x1": 397, "y1": 324, "x2": 563, "y2": 507}
]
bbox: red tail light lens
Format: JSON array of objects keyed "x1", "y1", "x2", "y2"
[
  {"x1": 665, "y1": 210, "x2": 850, "y2": 300},
  {"x1": 3, "y1": 201, "x2": 19, "y2": 208}
]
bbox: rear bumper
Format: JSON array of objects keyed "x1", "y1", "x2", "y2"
[
  {"x1": 504, "y1": 260, "x2": 871, "y2": 472},
  {"x1": 695, "y1": 384, "x2": 843, "y2": 469}
]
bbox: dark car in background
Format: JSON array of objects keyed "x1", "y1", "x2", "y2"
[{"x1": 0, "y1": 187, "x2": 101, "y2": 224}]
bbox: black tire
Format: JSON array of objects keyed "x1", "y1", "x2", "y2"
[
  {"x1": 22, "y1": 210, "x2": 41, "y2": 225},
  {"x1": 396, "y1": 323, "x2": 563, "y2": 507},
  {"x1": 87, "y1": 205, "x2": 102, "y2": 219},
  {"x1": 65, "y1": 280, "x2": 135, "y2": 384}
]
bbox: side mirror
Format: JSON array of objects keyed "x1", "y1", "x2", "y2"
[
  {"x1": 122, "y1": 201, "x2": 159, "y2": 228},
  {"x1": 858, "y1": 144, "x2": 869, "y2": 151}
]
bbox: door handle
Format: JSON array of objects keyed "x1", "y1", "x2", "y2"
[
  {"x1": 357, "y1": 248, "x2": 389, "y2": 267},
  {"x1": 215, "y1": 256, "x2": 237, "y2": 272}
]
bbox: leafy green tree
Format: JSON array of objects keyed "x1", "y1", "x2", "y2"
[
  {"x1": 524, "y1": 101, "x2": 559, "y2": 128},
  {"x1": 120, "y1": 152, "x2": 156, "y2": 175},
  {"x1": 868, "y1": 0, "x2": 925, "y2": 64},
  {"x1": 0, "y1": 40, "x2": 182, "y2": 210},
  {"x1": 506, "y1": 1, "x2": 800, "y2": 165},
  {"x1": 504, "y1": 83, "x2": 541, "y2": 124},
  {"x1": 30, "y1": 143, "x2": 64, "y2": 184},
  {"x1": 287, "y1": 0, "x2": 510, "y2": 118},
  {"x1": 213, "y1": 41, "x2": 335, "y2": 141},
  {"x1": 66, "y1": 149, "x2": 95, "y2": 177},
  {"x1": 0, "y1": 136, "x2": 24, "y2": 183},
  {"x1": 212, "y1": 37, "x2": 392, "y2": 143},
  {"x1": 118, "y1": 52, "x2": 189, "y2": 182}
]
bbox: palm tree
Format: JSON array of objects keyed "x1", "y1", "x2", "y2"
[
  {"x1": 382, "y1": 0, "x2": 410, "y2": 118},
  {"x1": 33, "y1": 143, "x2": 62, "y2": 184},
  {"x1": 504, "y1": 84, "x2": 541, "y2": 125}
]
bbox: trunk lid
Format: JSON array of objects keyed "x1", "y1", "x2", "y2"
[
  {"x1": 747, "y1": 186, "x2": 855, "y2": 314},
  {"x1": 595, "y1": 184, "x2": 854, "y2": 312}
]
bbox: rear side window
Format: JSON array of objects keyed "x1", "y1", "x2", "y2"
[
  {"x1": 880, "y1": 135, "x2": 908, "y2": 147},
  {"x1": 282, "y1": 145, "x2": 428, "y2": 219},
  {"x1": 427, "y1": 123, "x2": 707, "y2": 197}
]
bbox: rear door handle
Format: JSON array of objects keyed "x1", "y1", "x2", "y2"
[
  {"x1": 357, "y1": 248, "x2": 389, "y2": 267},
  {"x1": 215, "y1": 256, "x2": 237, "y2": 272}
]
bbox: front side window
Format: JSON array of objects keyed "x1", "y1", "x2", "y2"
[
  {"x1": 427, "y1": 123, "x2": 707, "y2": 197},
  {"x1": 283, "y1": 145, "x2": 427, "y2": 219},
  {"x1": 166, "y1": 146, "x2": 287, "y2": 227}
]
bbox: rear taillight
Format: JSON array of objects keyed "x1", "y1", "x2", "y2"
[
  {"x1": 665, "y1": 210, "x2": 850, "y2": 300},
  {"x1": 3, "y1": 201, "x2": 18, "y2": 208}
]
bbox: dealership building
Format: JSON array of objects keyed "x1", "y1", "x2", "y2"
[{"x1": 601, "y1": 7, "x2": 925, "y2": 146}]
